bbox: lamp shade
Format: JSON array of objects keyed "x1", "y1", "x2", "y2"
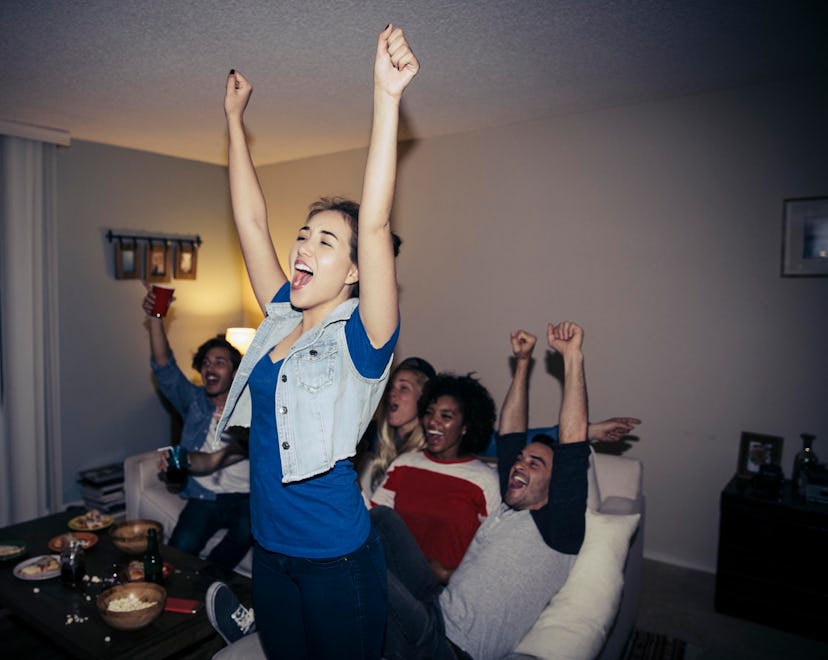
[{"x1": 225, "y1": 327, "x2": 256, "y2": 354}]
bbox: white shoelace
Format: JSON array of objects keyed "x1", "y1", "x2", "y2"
[{"x1": 231, "y1": 605, "x2": 255, "y2": 633}]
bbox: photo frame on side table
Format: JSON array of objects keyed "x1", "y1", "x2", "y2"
[
  {"x1": 145, "y1": 241, "x2": 171, "y2": 283},
  {"x1": 174, "y1": 241, "x2": 198, "y2": 280},
  {"x1": 782, "y1": 196, "x2": 828, "y2": 276},
  {"x1": 114, "y1": 240, "x2": 140, "y2": 280},
  {"x1": 737, "y1": 431, "x2": 783, "y2": 479}
]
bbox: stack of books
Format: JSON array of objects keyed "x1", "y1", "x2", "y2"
[{"x1": 78, "y1": 463, "x2": 126, "y2": 518}]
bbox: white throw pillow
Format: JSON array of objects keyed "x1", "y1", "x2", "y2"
[{"x1": 512, "y1": 509, "x2": 641, "y2": 660}]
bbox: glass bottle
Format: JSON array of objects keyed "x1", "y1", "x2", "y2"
[
  {"x1": 143, "y1": 527, "x2": 163, "y2": 583},
  {"x1": 792, "y1": 433, "x2": 818, "y2": 497}
]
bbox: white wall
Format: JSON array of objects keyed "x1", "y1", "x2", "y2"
[
  {"x1": 56, "y1": 142, "x2": 246, "y2": 504},
  {"x1": 252, "y1": 78, "x2": 828, "y2": 571},
  {"x1": 50, "y1": 77, "x2": 827, "y2": 570}
]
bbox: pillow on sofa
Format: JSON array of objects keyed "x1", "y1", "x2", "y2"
[{"x1": 512, "y1": 509, "x2": 641, "y2": 660}]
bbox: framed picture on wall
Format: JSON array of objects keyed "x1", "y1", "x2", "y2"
[
  {"x1": 145, "y1": 241, "x2": 171, "y2": 283},
  {"x1": 782, "y1": 196, "x2": 828, "y2": 276},
  {"x1": 737, "y1": 431, "x2": 783, "y2": 478},
  {"x1": 174, "y1": 241, "x2": 198, "y2": 279},
  {"x1": 114, "y1": 240, "x2": 140, "y2": 279}
]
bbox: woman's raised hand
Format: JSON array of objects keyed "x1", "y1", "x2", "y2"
[
  {"x1": 225, "y1": 69, "x2": 254, "y2": 119},
  {"x1": 375, "y1": 25, "x2": 420, "y2": 99}
]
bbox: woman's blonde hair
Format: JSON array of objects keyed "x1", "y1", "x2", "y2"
[{"x1": 367, "y1": 366, "x2": 431, "y2": 492}]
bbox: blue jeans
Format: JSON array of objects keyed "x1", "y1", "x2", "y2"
[
  {"x1": 369, "y1": 506, "x2": 457, "y2": 660},
  {"x1": 168, "y1": 493, "x2": 251, "y2": 572},
  {"x1": 252, "y1": 525, "x2": 387, "y2": 659}
]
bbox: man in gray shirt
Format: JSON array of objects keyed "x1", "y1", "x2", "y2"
[{"x1": 372, "y1": 321, "x2": 590, "y2": 660}]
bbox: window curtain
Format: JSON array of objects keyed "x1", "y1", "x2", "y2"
[{"x1": 0, "y1": 135, "x2": 62, "y2": 526}]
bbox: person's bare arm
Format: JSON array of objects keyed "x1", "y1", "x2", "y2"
[
  {"x1": 357, "y1": 26, "x2": 419, "y2": 346},
  {"x1": 498, "y1": 330, "x2": 537, "y2": 435},
  {"x1": 547, "y1": 322, "x2": 587, "y2": 444},
  {"x1": 587, "y1": 417, "x2": 641, "y2": 442},
  {"x1": 224, "y1": 70, "x2": 287, "y2": 310}
]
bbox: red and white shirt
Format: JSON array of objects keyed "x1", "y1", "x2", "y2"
[{"x1": 371, "y1": 451, "x2": 500, "y2": 569}]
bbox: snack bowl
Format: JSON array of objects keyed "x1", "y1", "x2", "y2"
[
  {"x1": 109, "y1": 520, "x2": 163, "y2": 555},
  {"x1": 97, "y1": 582, "x2": 166, "y2": 631}
]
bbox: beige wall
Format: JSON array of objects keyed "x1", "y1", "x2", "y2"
[
  {"x1": 52, "y1": 76, "x2": 827, "y2": 571},
  {"x1": 56, "y1": 142, "x2": 246, "y2": 504},
  {"x1": 254, "y1": 78, "x2": 828, "y2": 571}
]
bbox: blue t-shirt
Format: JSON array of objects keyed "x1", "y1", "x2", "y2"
[{"x1": 248, "y1": 283, "x2": 398, "y2": 558}]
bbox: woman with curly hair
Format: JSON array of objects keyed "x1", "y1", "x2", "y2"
[{"x1": 370, "y1": 373, "x2": 500, "y2": 584}]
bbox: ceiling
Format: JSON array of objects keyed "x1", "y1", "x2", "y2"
[{"x1": 1, "y1": 1, "x2": 826, "y2": 166}]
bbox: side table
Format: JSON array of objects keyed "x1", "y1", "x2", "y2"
[{"x1": 715, "y1": 475, "x2": 828, "y2": 641}]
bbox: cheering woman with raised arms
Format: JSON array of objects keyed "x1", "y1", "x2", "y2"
[{"x1": 216, "y1": 25, "x2": 419, "y2": 659}]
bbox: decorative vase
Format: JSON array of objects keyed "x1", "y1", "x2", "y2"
[{"x1": 792, "y1": 433, "x2": 818, "y2": 497}]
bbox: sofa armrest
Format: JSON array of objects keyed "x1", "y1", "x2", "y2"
[
  {"x1": 124, "y1": 450, "x2": 165, "y2": 520},
  {"x1": 592, "y1": 453, "x2": 642, "y2": 501}
]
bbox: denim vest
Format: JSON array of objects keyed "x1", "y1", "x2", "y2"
[{"x1": 216, "y1": 297, "x2": 393, "y2": 483}]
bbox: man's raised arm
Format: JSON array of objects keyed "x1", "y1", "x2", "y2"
[
  {"x1": 547, "y1": 322, "x2": 587, "y2": 444},
  {"x1": 498, "y1": 330, "x2": 537, "y2": 436}
]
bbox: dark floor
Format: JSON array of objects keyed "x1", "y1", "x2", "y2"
[{"x1": 637, "y1": 559, "x2": 828, "y2": 660}]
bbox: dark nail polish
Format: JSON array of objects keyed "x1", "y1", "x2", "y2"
[{"x1": 229, "y1": 68, "x2": 235, "y2": 75}]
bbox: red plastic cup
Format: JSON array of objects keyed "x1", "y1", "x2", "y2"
[{"x1": 150, "y1": 285, "x2": 174, "y2": 318}]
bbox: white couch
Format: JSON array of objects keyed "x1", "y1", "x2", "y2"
[
  {"x1": 125, "y1": 448, "x2": 643, "y2": 660},
  {"x1": 123, "y1": 450, "x2": 253, "y2": 576}
]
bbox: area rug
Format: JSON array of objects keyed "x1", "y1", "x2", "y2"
[{"x1": 621, "y1": 629, "x2": 688, "y2": 660}]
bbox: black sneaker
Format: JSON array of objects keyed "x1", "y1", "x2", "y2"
[{"x1": 206, "y1": 581, "x2": 256, "y2": 645}]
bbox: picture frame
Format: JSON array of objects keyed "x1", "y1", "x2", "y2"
[
  {"x1": 114, "y1": 240, "x2": 140, "y2": 280},
  {"x1": 145, "y1": 241, "x2": 171, "y2": 283},
  {"x1": 174, "y1": 241, "x2": 198, "y2": 280},
  {"x1": 781, "y1": 196, "x2": 828, "y2": 276},
  {"x1": 737, "y1": 431, "x2": 783, "y2": 478}
]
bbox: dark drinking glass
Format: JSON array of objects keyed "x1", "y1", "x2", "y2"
[
  {"x1": 166, "y1": 446, "x2": 189, "y2": 485},
  {"x1": 60, "y1": 538, "x2": 85, "y2": 586}
]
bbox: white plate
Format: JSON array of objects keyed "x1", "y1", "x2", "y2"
[{"x1": 13, "y1": 554, "x2": 61, "y2": 581}]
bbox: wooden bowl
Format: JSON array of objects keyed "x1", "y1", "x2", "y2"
[
  {"x1": 97, "y1": 582, "x2": 166, "y2": 631},
  {"x1": 109, "y1": 519, "x2": 163, "y2": 555}
]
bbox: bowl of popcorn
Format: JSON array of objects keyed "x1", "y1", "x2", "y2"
[
  {"x1": 109, "y1": 519, "x2": 163, "y2": 555},
  {"x1": 96, "y1": 582, "x2": 166, "y2": 631}
]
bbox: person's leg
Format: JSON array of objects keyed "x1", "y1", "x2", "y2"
[
  {"x1": 369, "y1": 507, "x2": 454, "y2": 660},
  {"x1": 294, "y1": 525, "x2": 387, "y2": 659},
  {"x1": 168, "y1": 499, "x2": 222, "y2": 555},
  {"x1": 206, "y1": 493, "x2": 252, "y2": 571},
  {"x1": 252, "y1": 543, "x2": 307, "y2": 659},
  {"x1": 384, "y1": 571, "x2": 456, "y2": 660},
  {"x1": 370, "y1": 506, "x2": 442, "y2": 602}
]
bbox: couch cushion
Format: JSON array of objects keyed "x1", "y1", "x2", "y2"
[{"x1": 512, "y1": 509, "x2": 641, "y2": 660}]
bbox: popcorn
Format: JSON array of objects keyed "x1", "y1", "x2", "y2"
[
  {"x1": 65, "y1": 613, "x2": 89, "y2": 625},
  {"x1": 107, "y1": 593, "x2": 156, "y2": 612}
]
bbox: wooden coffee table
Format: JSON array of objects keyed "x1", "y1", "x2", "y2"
[{"x1": 0, "y1": 507, "x2": 252, "y2": 659}]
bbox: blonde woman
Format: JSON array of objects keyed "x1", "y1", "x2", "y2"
[{"x1": 356, "y1": 356, "x2": 436, "y2": 497}]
